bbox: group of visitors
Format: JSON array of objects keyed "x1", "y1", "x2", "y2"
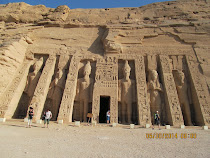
[
  {"x1": 27, "y1": 107, "x2": 52, "y2": 128},
  {"x1": 28, "y1": 108, "x2": 160, "y2": 129}
]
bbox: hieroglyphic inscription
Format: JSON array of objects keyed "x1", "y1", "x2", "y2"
[
  {"x1": 92, "y1": 93, "x2": 100, "y2": 122},
  {"x1": 186, "y1": 55, "x2": 210, "y2": 125},
  {"x1": 0, "y1": 60, "x2": 32, "y2": 118},
  {"x1": 30, "y1": 56, "x2": 56, "y2": 121},
  {"x1": 135, "y1": 55, "x2": 151, "y2": 125},
  {"x1": 95, "y1": 56, "x2": 118, "y2": 87},
  {"x1": 110, "y1": 96, "x2": 118, "y2": 123},
  {"x1": 92, "y1": 56, "x2": 118, "y2": 123},
  {"x1": 159, "y1": 55, "x2": 184, "y2": 126},
  {"x1": 57, "y1": 56, "x2": 80, "y2": 122}
]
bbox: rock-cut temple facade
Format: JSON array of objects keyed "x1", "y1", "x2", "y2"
[{"x1": 0, "y1": 0, "x2": 210, "y2": 126}]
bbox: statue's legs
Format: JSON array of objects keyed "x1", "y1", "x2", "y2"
[
  {"x1": 182, "y1": 102, "x2": 192, "y2": 126},
  {"x1": 52, "y1": 88, "x2": 63, "y2": 120},
  {"x1": 150, "y1": 97, "x2": 155, "y2": 125},
  {"x1": 150, "y1": 94, "x2": 162, "y2": 125},
  {"x1": 156, "y1": 95, "x2": 162, "y2": 123},
  {"x1": 83, "y1": 100, "x2": 89, "y2": 122},
  {"x1": 25, "y1": 96, "x2": 33, "y2": 118},
  {"x1": 80, "y1": 101, "x2": 84, "y2": 122},
  {"x1": 121, "y1": 102, "x2": 126, "y2": 124},
  {"x1": 52, "y1": 98, "x2": 61, "y2": 120},
  {"x1": 127, "y1": 102, "x2": 132, "y2": 124}
]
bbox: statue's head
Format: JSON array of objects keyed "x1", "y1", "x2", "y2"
[
  {"x1": 83, "y1": 61, "x2": 91, "y2": 76},
  {"x1": 176, "y1": 70, "x2": 185, "y2": 84},
  {"x1": 123, "y1": 60, "x2": 131, "y2": 80},
  {"x1": 57, "y1": 69, "x2": 63, "y2": 79},
  {"x1": 150, "y1": 70, "x2": 158, "y2": 81},
  {"x1": 33, "y1": 57, "x2": 43, "y2": 72}
]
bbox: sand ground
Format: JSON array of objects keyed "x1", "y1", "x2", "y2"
[{"x1": 0, "y1": 120, "x2": 210, "y2": 158}]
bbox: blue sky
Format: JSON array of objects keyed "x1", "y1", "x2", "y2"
[{"x1": 0, "y1": 0, "x2": 172, "y2": 9}]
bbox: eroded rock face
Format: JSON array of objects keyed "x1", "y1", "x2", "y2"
[{"x1": 0, "y1": 0, "x2": 209, "y2": 126}]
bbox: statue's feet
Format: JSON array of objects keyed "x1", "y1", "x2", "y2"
[
  {"x1": 128, "y1": 120, "x2": 132, "y2": 124},
  {"x1": 122, "y1": 120, "x2": 126, "y2": 124},
  {"x1": 187, "y1": 123, "x2": 193, "y2": 126}
]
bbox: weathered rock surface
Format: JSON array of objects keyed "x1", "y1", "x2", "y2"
[{"x1": 0, "y1": 0, "x2": 209, "y2": 126}]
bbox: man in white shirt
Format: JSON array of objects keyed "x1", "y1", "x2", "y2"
[{"x1": 44, "y1": 109, "x2": 52, "y2": 128}]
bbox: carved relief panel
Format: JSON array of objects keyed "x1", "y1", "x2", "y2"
[
  {"x1": 29, "y1": 55, "x2": 56, "y2": 121},
  {"x1": 185, "y1": 55, "x2": 210, "y2": 125},
  {"x1": 135, "y1": 56, "x2": 151, "y2": 125},
  {"x1": 171, "y1": 55, "x2": 193, "y2": 126},
  {"x1": 57, "y1": 56, "x2": 80, "y2": 122},
  {"x1": 159, "y1": 55, "x2": 184, "y2": 126},
  {"x1": 0, "y1": 60, "x2": 32, "y2": 118}
]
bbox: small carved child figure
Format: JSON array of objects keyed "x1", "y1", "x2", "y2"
[
  {"x1": 152, "y1": 111, "x2": 161, "y2": 130},
  {"x1": 106, "y1": 110, "x2": 110, "y2": 124},
  {"x1": 44, "y1": 109, "x2": 52, "y2": 128},
  {"x1": 28, "y1": 107, "x2": 34, "y2": 128}
]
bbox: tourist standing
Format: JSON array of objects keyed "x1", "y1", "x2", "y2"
[
  {"x1": 106, "y1": 110, "x2": 110, "y2": 124},
  {"x1": 152, "y1": 111, "x2": 160, "y2": 130},
  {"x1": 44, "y1": 109, "x2": 52, "y2": 128},
  {"x1": 28, "y1": 107, "x2": 34, "y2": 128}
]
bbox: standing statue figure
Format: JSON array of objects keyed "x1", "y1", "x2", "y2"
[
  {"x1": 118, "y1": 61, "x2": 136, "y2": 124},
  {"x1": 24, "y1": 57, "x2": 43, "y2": 101},
  {"x1": 174, "y1": 70, "x2": 192, "y2": 126},
  {"x1": 147, "y1": 70, "x2": 163, "y2": 125},
  {"x1": 47, "y1": 69, "x2": 65, "y2": 120},
  {"x1": 76, "y1": 61, "x2": 93, "y2": 122}
]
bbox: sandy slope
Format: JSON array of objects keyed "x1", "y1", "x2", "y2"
[{"x1": 0, "y1": 120, "x2": 210, "y2": 158}]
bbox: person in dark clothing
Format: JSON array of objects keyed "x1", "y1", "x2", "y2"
[
  {"x1": 152, "y1": 111, "x2": 160, "y2": 130},
  {"x1": 28, "y1": 107, "x2": 34, "y2": 128}
]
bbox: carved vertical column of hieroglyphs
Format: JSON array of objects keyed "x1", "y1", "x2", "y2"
[
  {"x1": 92, "y1": 58, "x2": 100, "y2": 122},
  {"x1": 30, "y1": 56, "x2": 56, "y2": 121},
  {"x1": 57, "y1": 56, "x2": 80, "y2": 122},
  {"x1": 0, "y1": 60, "x2": 32, "y2": 119},
  {"x1": 159, "y1": 55, "x2": 184, "y2": 126},
  {"x1": 110, "y1": 57, "x2": 118, "y2": 123},
  {"x1": 135, "y1": 55, "x2": 151, "y2": 125},
  {"x1": 186, "y1": 55, "x2": 210, "y2": 125}
]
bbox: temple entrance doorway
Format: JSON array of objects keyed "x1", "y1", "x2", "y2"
[{"x1": 99, "y1": 96, "x2": 110, "y2": 123}]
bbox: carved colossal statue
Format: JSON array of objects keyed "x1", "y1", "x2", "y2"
[
  {"x1": 174, "y1": 70, "x2": 192, "y2": 125},
  {"x1": 76, "y1": 61, "x2": 93, "y2": 122},
  {"x1": 147, "y1": 70, "x2": 163, "y2": 124},
  {"x1": 24, "y1": 57, "x2": 43, "y2": 99},
  {"x1": 118, "y1": 61, "x2": 136, "y2": 124},
  {"x1": 47, "y1": 69, "x2": 65, "y2": 120}
]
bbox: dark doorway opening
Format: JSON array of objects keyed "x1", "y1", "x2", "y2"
[{"x1": 99, "y1": 96, "x2": 110, "y2": 123}]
